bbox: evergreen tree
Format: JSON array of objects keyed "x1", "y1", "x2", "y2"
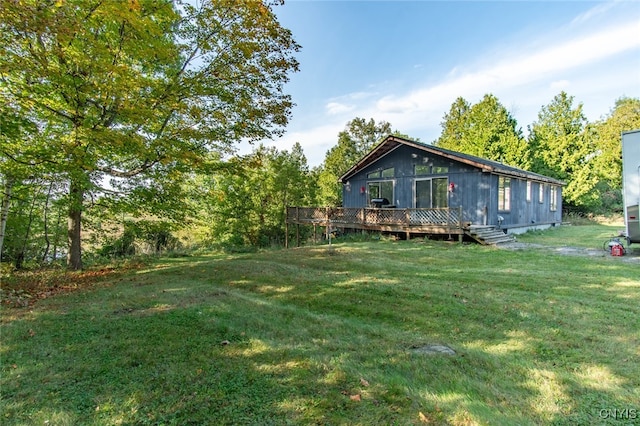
[
  {"x1": 436, "y1": 94, "x2": 528, "y2": 168},
  {"x1": 528, "y1": 92, "x2": 596, "y2": 209}
]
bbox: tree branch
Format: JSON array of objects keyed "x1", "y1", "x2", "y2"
[{"x1": 97, "y1": 158, "x2": 160, "y2": 178}]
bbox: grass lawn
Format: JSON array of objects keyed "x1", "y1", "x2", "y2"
[{"x1": 1, "y1": 223, "x2": 639, "y2": 425}]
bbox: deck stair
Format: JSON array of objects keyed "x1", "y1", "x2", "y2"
[{"x1": 466, "y1": 226, "x2": 516, "y2": 245}]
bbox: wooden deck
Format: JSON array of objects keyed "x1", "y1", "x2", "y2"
[{"x1": 286, "y1": 206, "x2": 468, "y2": 246}]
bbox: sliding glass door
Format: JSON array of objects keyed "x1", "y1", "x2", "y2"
[{"x1": 415, "y1": 178, "x2": 448, "y2": 208}]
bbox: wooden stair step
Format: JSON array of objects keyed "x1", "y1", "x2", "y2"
[{"x1": 466, "y1": 226, "x2": 516, "y2": 245}]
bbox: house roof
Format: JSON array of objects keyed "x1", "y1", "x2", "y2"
[{"x1": 339, "y1": 135, "x2": 566, "y2": 186}]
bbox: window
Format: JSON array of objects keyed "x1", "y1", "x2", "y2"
[
  {"x1": 368, "y1": 167, "x2": 394, "y2": 179},
  {"x1": 526, "y1": 181, "x2": 532, "y2": 202},
  {"x1": 381, "y1": 167, "x2": 394, "y2": 178},
  {"x1": 432, "y1": 166, "x2": 449, "y2": 174},
  {"x1": 539, "y1": 183, "x2": 544, "y2": 203},
  {"x1": 550, "y1": 186, "x2": 557, "y2": 211},
  {"x1": 415, "y1": 178, "x2": 448, "y2": 208},
  {"x1": 368, "y1": 181, "x2": 393, "y2": 204},
  {"x1": 498, "y1": 176, "x2": 511, "y2": 211},
  {"x1": 415, "y1": 165, "x2": 430, "y2": 175}
]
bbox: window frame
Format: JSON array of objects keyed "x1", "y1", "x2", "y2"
[
  {"x1": 498, "y1": 176, "x2": 511, "y2": 212},
  {"x1": 367, "y1": 180, "x2": 394, "y2": 205},
  {"x1": 414, "y1": 177, "x2": 449, "y2": 208},
  {"x1": 414, "y1": 164, "x2": 430, "y2": 175}
]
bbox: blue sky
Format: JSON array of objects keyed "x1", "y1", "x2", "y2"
[{"x1": 259, "y1": 0, "x2": 640, "y2": 167}]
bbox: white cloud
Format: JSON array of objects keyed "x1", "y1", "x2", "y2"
[
  {"x1": 277, "y1": 5, "x2": 640, "y2": 167},
  {"x1": 571, "y1": 1, "x2": 618, "y2": 25},
  {"x1": 325, "y1": 101, "x2": 354, "y2": 115},
  {"x1": 266, "y1": 122, "x2": 347, "y2": 166},
  {"x1": 372, "y1": 18, "x2": 639, "y2": 118}
]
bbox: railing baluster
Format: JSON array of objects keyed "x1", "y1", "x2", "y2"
[{"x1": 286, "y1": 207, "x2": 464, "y2": 234}]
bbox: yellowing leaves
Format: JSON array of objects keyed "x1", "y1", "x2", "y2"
[{"x1": 128, "y1": 0, "x2": 141, "y2": 12}]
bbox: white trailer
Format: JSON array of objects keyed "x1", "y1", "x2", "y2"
[{"x1": 622, "y1": 130, "x2": 640, "y2": 244}]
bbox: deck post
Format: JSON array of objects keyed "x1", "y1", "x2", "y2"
[
  {"x1": 285, "y1": 221, "x2": 289, "y2": 248},
  {"x1": 458, "y1": 206, "x2": 463, "y2": 243}
]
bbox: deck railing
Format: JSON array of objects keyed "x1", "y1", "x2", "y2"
[{"x1": 286, "y1": 206, "x2": 464, "y2": 231}]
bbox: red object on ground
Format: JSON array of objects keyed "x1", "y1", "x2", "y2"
[{"x1": 611, "y1": 244, "x2": 624, "y2": 256}]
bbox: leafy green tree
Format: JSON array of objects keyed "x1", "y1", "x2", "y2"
[
  {"x1": 436, "y1": 94, "x2": 528, "y2": 168},
  {"x1": 203, "y1": 144, "x2": 314, "y2": 248},
  {"x1": 588, "y1": 97, "x2": 640, "y2": 189},
  {"x1": 0, "y1": 0, "x2": 299, "y2": 269},
  {"x1": 0, "y1": 175, "x2": 68, "y2": 268},
  {"x1": 0, "y1": 104, "x2": 42, "y2": 263},
  {"x1": 317, "y1": 118, "x2": 392, "y2": 206},
  {"x1": 528, "y1": 92, "x2": 596, "y2": 209},
  {"x1": 435, "y1": 97, "x2": 471, "y2": 148}
]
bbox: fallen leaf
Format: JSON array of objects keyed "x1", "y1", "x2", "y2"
[
  {"x1": 28, "y1": 329, "x2": 35, "y2": 337},
  {"x1": 418, "y1": 411, "x2": 429, "y2": 423},
  {"x1": 360, "y1": 378, "x2": 370, "y2": 387},
  {"x1": 221, "y1": 340, "x2": 230, "y2": 346},
  {"x1": 349, "y1": 394, "x2": 361, "y2": 402}
]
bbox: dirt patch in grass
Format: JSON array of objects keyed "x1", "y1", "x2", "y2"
[{"x1": 499, "y1": 241, "x2": 640, "y2": 263}]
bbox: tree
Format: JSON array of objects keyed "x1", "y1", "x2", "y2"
[
  {"x1": 435, "y1": 94, "x2": 528, "y2": 168},
  {"x1": 589, "y1": 97, "x2": 640, "y2": 189},
  {"x1": 576, "y1": 97, "x2": 640, "y2": 212},
  {"x1": 528, "y1": 92, "x2": 595, "y2": 209},
  {"x1": 203, "y1": 144, "x2": 314, "y2": 247},
  {"x1": 435, "y1": 97, "x2": 471, "y2": 149},
  {"x1": 0, "y1": 0, "x2": 299, "y2": 269},
  {"x1": 0, "y1": 105, "x2": 39, "y2": 262},
  {"x1": 317, "y1": 118, "x2": 392, "y2": 206}
]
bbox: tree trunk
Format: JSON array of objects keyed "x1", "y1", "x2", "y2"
[
  {"x1": 0, "y1": 175, "x2": 14, "y2": 262},
  {"x1": 67, "y1": 179, "x2": 83, "y2": 270}
]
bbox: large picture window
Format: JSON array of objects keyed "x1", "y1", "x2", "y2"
[{"x1": 498, "y1": 176, "x2": 511, "y2": 211}]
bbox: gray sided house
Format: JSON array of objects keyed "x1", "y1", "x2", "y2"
[{"x1": 339, "y1": 135, "x2": 564, "y2": 234}]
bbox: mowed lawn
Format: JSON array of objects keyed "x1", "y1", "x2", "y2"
[{"x1": 1, "y1": 224, "x2": 639, "y2": 425}]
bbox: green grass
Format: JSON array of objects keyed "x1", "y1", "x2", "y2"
[
  {"x1": 1, "y1": 225, "x2": 639, "y2": 425},
  {"x1": 515, "y1": 220, "x2": 630, "y2": 250}
]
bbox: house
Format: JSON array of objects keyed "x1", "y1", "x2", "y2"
[{"x1": 338, "y1": 135, "x2": 564, "y2": 234}]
